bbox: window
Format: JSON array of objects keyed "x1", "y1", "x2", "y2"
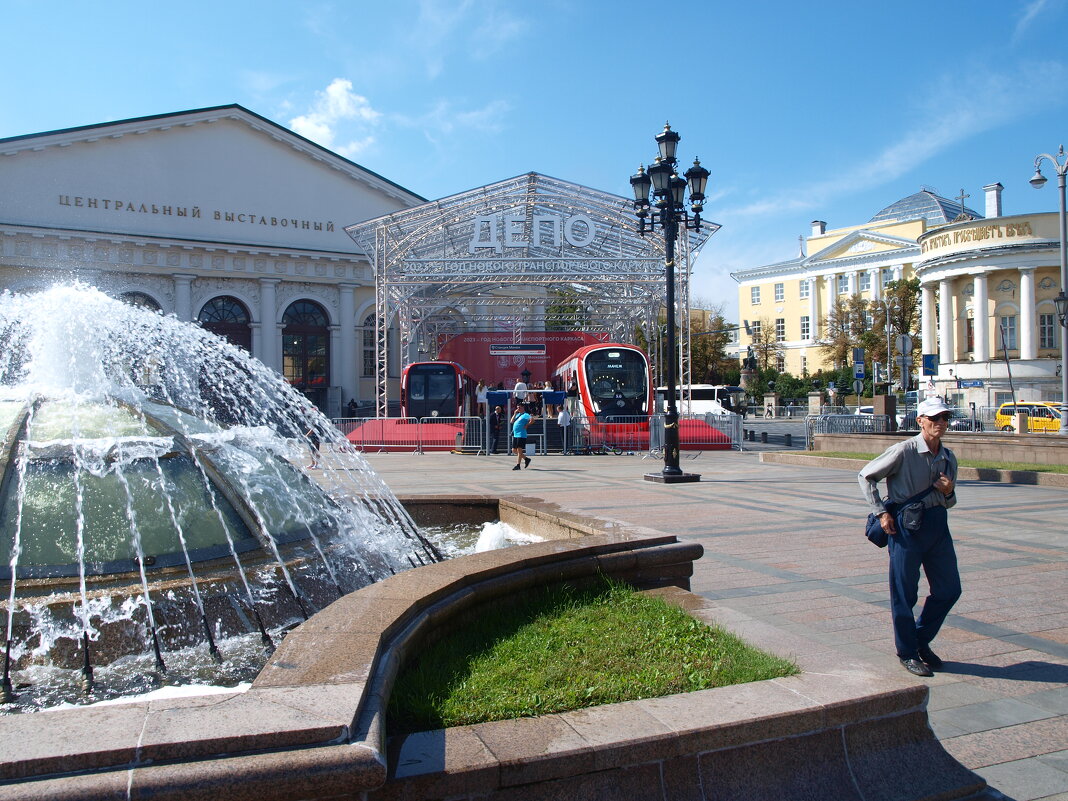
[
  {"x1": 859, "y1": 272, "x2": 871, "y2": 292},
  {"x1": 774, "y1": 283, "x2": 784, "y2": 302},
  {"x1": 799, "y1": 279, "x2": 810, "y2": 299},
  {"x1": 800, "y1": 355, "x2": 808, "y2": 376},
  {"x1": 198, "y1": 296, "x2": 251, "y2": 352},
  {"x1": 775, "y1": 318, "x2": 786, "y2": 341},
  {"x1": 999, "y1": 316, "x2": 1017, "y2": 351},
  {"x1": 119, "y1": 291, "x2": 162, "y2": 311},
  {"x1": 863, "y1": 311, "x2": 873, "y2": 330},
  {"x1": 362, "y1": 314, "x2": 376, "y2": 377},
  {"x1": 966, "y1": 318, "x2": 974, "y2": 353},
  {"x1": 282, "y1": 300, "x2": 330, "y2": 410},
  {"x1": 750, "y1": 320, "x2": 762, "y2": 339},
  {"x1": 800, "y1": 315, "x2": 811, "y2": 340},
  {"x1": 837, "y1": 274, "x2": 849, "y2": 294},
  {"x1": 751, "y1": 286, "x2": 761, "y2": 304},
  {"x1": 775, "y1": 355, "x2": 785, "y2": 372},
  {"x1": 1040, "y1": 313, "x2": 1056, "y2": 349},
  {"x1": 881, "y1": 267, "x2": 895, "y2": 287}
]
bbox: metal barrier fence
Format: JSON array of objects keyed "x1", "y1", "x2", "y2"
[
  {"x1": 332, "y1": 412, "x2": 742, "y2": 454},
  {"x1": 804, "y1": 414, "x2": 891, "y2": 449},
  {"x1": 333, "y1": 416, "x2": 485, "y2": 453}
]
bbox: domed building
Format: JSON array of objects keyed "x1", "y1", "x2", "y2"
[{"x1": 731, "y1": 183, "x2": 1064, "y2": 411}]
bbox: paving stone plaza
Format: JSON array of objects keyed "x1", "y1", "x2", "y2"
[{"x1": 365, "y1": 449, "x2": 1068, "y2": 801}]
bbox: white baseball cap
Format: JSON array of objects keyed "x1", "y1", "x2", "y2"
[{"x1": 916, "y1": 397, "x2": 951, "y2": 418}]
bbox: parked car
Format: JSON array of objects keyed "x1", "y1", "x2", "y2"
[
  {"x1": 896, "y1": 410, "x2": 983, "y2": 432},
  {"x1": 855, "y1": 405, "x2": 874, "y2": 416},
  {"x1": 994, "y1": 402, "x2": 1062, "y2": 433}
]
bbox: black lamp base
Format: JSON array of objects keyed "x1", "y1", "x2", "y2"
[{"x1": 643, "y1": 471, "x2": 701, "y2": 484}]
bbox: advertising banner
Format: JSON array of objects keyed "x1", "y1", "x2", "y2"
[{"x1": 436, "y1": 331, "x2": 610, "y2": 387}]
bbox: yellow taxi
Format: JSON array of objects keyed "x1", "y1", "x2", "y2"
[{"x1": 995, "y1": 401, "x2": 1063, "y2": 433}]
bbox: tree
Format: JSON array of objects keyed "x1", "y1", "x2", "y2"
[
  {"x1": 819, "y1": 293, "x2": 869, "y2": 368},
  {"x1": 545, "y1": 289, "x2": 592, "y2": 331},
  {"x1": 750, "y1": 316, "x2": 785, "y2": 371}
]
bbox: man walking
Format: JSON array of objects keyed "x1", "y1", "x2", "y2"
[
  {"x1": 859, "y1": 397, "x2": 961, "y2": 677},
  {"x1": 511, "y1": 403, "x2": 532, "y2": 471}
]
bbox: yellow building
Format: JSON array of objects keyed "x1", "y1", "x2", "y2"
[{"x1": 731, "y1": 183, "x2": 1065, "y2": 409}]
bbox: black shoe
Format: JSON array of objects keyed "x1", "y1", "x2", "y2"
[
  {"x1": 917, "y1": 645, "x2": 944, "y2": 671},
  {"x1": 523, "y1": 457, "x2": 531, "y2": 468},
  {"x1": 512, "y1": 464, "x2": 521, "y2": 471},
  {"x1": 900, "y1": 657, "x2": 934, "y2": 677}
]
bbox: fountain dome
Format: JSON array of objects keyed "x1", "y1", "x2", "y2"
[{"x1": 0, "y1": 284, "x2": 435, "y2": 709}]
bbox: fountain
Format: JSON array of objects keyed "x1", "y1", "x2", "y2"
[{"x1": 0, "y1": 284, "x2": 438, "y2": 710}]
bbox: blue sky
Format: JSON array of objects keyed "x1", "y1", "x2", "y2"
[{"x1": 2, "y1": 0, "x2": 1066, "y2": 321}]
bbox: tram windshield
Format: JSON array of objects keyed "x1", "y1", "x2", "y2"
[{"x1": 584, "y1": 349, "x2": 648, "y2": 419}]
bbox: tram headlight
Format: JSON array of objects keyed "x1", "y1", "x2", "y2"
[{"x1": 431, "y1": 410, "x2": 439, "y2": 417}]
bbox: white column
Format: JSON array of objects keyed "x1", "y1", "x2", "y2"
[
  {"x1": 847, "y1": 271, "x2": 857, "y2": 295},
  {"x1": 172, "y1": 274, "x2": 195, "y2": 321},
  {"x1": 338, "y1": 283, "x2": 357, "y2": 404},
  {"x1": 807, "y1": 279, "x2": 817, "y2": 342},
  {"x1": 1019, "y1": 268, "x2": 1037, "y2": 360},
  {"x1": 938, "y1": 279, "x2": 954, "y2": 364},
  {"x1": 870, "y1": 268, "x2": 881, "y2": 302},
  {"x1": 973, "y1": 273, "x2": 989, "y2": 363},
  {"x1": 921, "y1": 283, "x2": 937, "y2": 356},
  {"x1": 259, "y1": 278, "x2": 280, "y2": 373},
  {"x1": 329, "y1": 324, "x2": 342, "y2": 397},
  {"x1": 893, "y1": 265, "x2": 902, "y2": 281}
]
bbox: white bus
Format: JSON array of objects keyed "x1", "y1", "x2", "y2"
[{"x1": 655, "y1": 384, "x2": 745, "y2": 416}]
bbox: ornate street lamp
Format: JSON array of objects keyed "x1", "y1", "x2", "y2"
[
  {"x1": 1030, "y1": 145, "x2": 1068, "y2": 435},
  {"x1": 631, "y1": 123, "x2": 709, "y2": 483}
]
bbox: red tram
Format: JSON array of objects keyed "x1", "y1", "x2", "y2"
[
  {"x1": 400, "y1": 361, "x2": 477, "y2": 419},
  {"x1": 553, "y1": 344, "x2": 652, "y2": 450}
]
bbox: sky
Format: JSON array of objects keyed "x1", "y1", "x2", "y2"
[{"x1": 1, "y1": 0, "x2": 1066, "y2": 322}]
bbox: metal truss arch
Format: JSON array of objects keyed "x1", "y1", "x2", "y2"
[{"x1": 346, "y1": 172, "x2": 719, "y2": 416}]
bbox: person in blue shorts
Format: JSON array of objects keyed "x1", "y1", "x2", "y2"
[{"x1": 511, "y1": 403, "x2": 532, "y2": 470}]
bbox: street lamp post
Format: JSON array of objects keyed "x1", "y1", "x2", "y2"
[
  {"x1": 1030, "y1": 145, "x2": 1068, "y2": 435},
  {"x1": 631, "y1": 123, "x2": 708, "y2": 483}
]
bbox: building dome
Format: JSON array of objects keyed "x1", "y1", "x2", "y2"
[{"x1": 869, "y1": 189, "x2": 983, "y2": 226}]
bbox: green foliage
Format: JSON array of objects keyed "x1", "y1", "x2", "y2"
[
  {"x1": 388, "y1": 577, "x2": 798, "y2": 733},
  {"x1": 545, "y1": 289, "x2": 592, "y2": 331}
]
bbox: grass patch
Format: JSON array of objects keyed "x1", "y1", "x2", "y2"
[
  {"x1": 387, "y1": 577, "x2": 798, "y2": 733},
  {"x1": 809, "y1": 451, "x2": 1068, "y2": 474}
]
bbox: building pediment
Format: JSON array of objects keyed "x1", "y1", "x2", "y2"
[
  {"x1": 807, "y1": 229, "x2": 917, "y2": 265},
  {"x1": 0, "y1": 105, "x2": 423, "y2": 255}
]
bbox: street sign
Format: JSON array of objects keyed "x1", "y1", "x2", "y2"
[
  {"x1": 895, "y1": 333, "x2": 913, "y2": 354},
  {"x1": 852, "y1": 347, "x2": 865, "y2": 364},
  {"x1": 853, "y1": 363, "x2": 865, "y2": 379},
  {"x1": 922, "y1": 353, "x2": 939, "y2": 376},
  {"x1": 958, "y1": 379, "x2": 984, "y2": 388},
  {"x1": 852, "y1": 379, "x2": 864, "y2": 395},
  {"x1": 894, "y1": 355, "x2": 914, "y2": 366}
]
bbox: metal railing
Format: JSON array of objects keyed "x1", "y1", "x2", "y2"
[
  {"x1": 804, "y1": 414, "x2": 891, "y2": 449},
  {"x1": 333, "y1": 416, "x2": 485, "y2": 453}
]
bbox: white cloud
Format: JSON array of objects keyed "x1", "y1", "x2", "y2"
[
  {"x1": 395, "y1": 98, "x2": 510, "y2": 144},
  {"x1": 1013, "y1": 0, "x2": 1051, "y2": 43},
  {"x1": 719, "y1": 61, "x2": 1068, "y2": 222},
  {"x1": 411, "y1": 0, "x2": 527, "y2": 78},
  {"x1": 289, "y1": 78, "x2": 381, "y2": 156}
]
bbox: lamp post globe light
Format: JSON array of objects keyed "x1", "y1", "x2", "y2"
[
  {"x1": 1030, "y1": 145, "x2": 1068, "y2": 435},
  {"x1": 630, "y1": 123, "x2": 709, "y2": 483}
]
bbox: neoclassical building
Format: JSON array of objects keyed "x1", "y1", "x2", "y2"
[
  {"x1": 732, "y1": 184, "x2": 1064, "y2": 408},
  {"x1": 0, "y1": 105, "x2": 424, "y2": 415},
  {"x1": 916, "y1": 211, "x2": 1064, "y2": 407}
]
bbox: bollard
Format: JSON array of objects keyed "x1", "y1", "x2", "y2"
[
  {"x1": 784, "y1": 433, "x2": 792, "y2": 447},
  {"x1": 760, "y1": 431, "x2": 768, "y2": 443}
]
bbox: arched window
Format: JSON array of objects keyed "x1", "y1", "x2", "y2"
[
  {"x1": 283, "y1": 300, "x2": 330, "y2": 408},
  {"x1": 198, "y1": 296, "x2": 252, "y2": 352},
  {"x1": 119, "y1": 291, "x2": 162, "y2": 311}
]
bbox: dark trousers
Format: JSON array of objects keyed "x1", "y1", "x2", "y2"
[{"x1": 887, "y1": 505, "x2": 961, "y2": 658}]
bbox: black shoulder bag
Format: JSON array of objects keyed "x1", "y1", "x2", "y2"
[{"x1": 865, "y1": 485, "x2": 936, "y2": 548}]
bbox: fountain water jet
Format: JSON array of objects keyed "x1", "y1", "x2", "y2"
[{"x1": 0, "y1": 284, "x2": 437, "y2": 710}]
